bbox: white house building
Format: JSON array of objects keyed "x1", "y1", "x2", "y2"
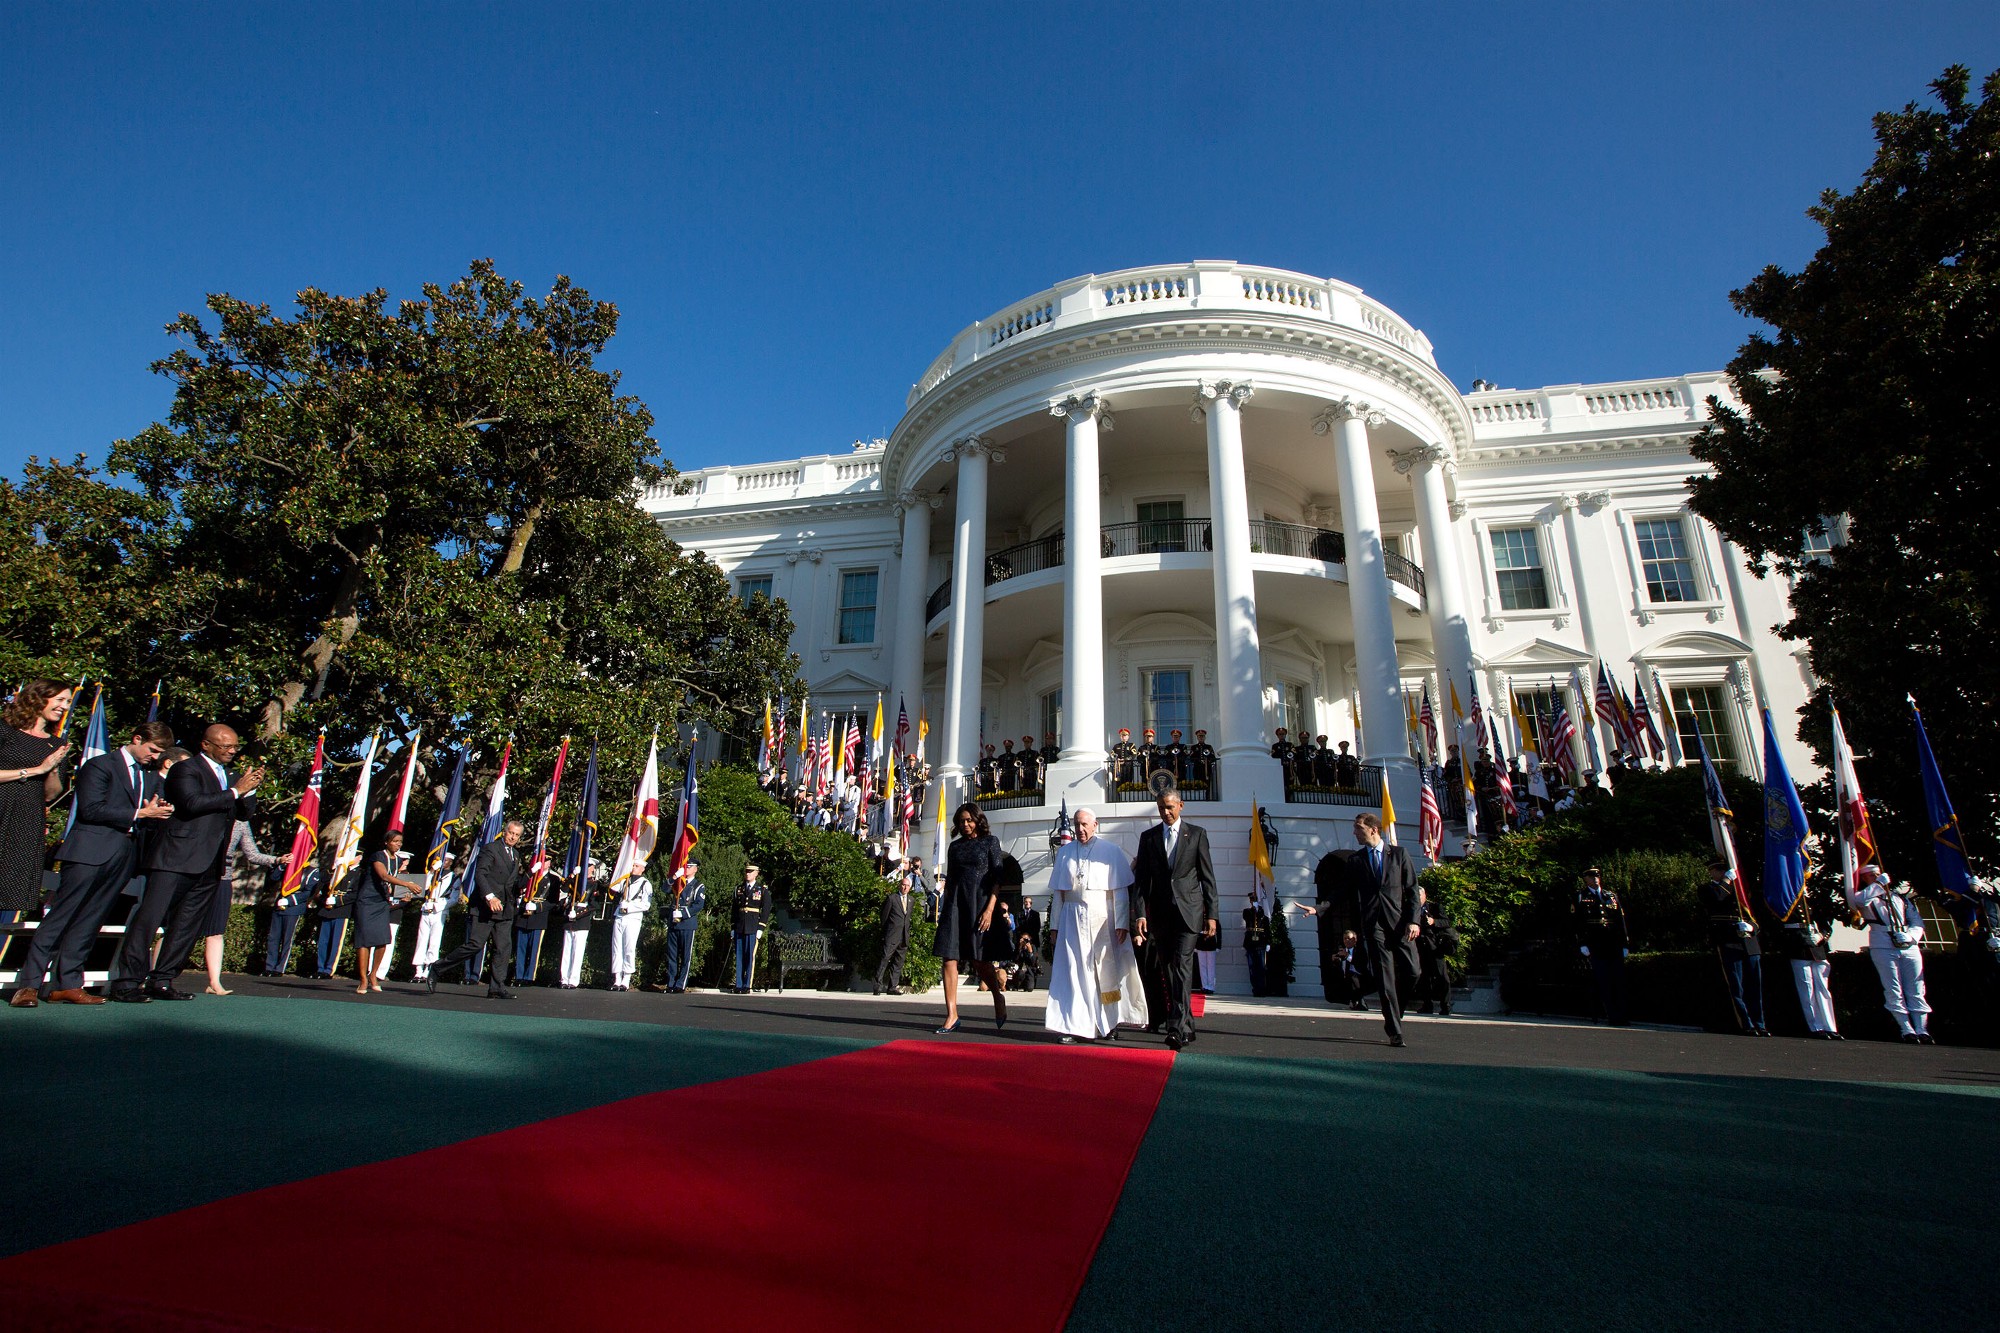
[{"x1": 644, "y1": 261, "x2": 1814, "y2": 995}]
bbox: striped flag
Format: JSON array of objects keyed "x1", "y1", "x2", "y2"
[
  {"x1": 386, "y1": 729, "x2": 421, "y2": 837},
  {"x1": 1829, "y1": 703, "x2": 1876, "y2": 902},
  {"x1": 665, "y1": 738, "x2": 700, "y2": 886},
  {"x1": 1547, "y1": 701, "x2": 1578, "y2": 776},
  {"x1": 1628, "y1": 673, "x2": 1665, "y2": 759},
  {"x1": 772, "y1": 695, "x2": 789, "y2": 777},
  {"x1": 817, "y1": 715, "x2": 835, "y2": 790},
  {"x1": 1653, "y1": 671, "x2": 1685, "y2": 765},
  {"x1": 524, "y1": 737, "x2": 570, "y2": 903},
  {"x1": 1419, "y1": 768, "x2": 1443, "y2": 864},
  {"x1": 1595, "y1": 663, "x2": 1629, "y2": 754},
  {"x1": 1419, "y1": 684, "x2": 1439, "y2": 762},
  {"x1": 279, "y1": 732, "x2": 327, "y2": 900},
  {"x1": 894, "y1": 697, "x2": 910, "y2": 754},
  {"x1": 1490, "y1": 718, "x2": 1518, "y2": 824}
]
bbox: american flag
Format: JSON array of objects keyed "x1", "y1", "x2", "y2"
[
  {"x1": 1418, "y1": 769, "x2": 1443, "y2": 864},
  {"x1": 1469, "y1": 676, "x2": 1485, "y2": 734},
  {"x1": 1419, "y1": 684, "x2": 1439, "y2": 762},
  {"x1": 802, "y1": 732, "x2": 823, "y2": 797},
  {"x1": 1490, "y1": 719, "x2": 1518, "y2": 823},
  {"x1": 894, "y1": 697, "x2": 910, "y2": 754},
  {"x1": 772, "y1": 695, "x2": 789, "y2": 773},
  {"x1": 1627, "y1": 673, "x2": 1665, "y2": 758},
  {"x1": 1595, "y1": 663, "x2": 1626, "y2": 753},
  {"x1": 1547, "y1": 700, "x2": 1578, "y2": 774},
  {"x1": 842, "y1": 714, "x2": 862, "y2": 780},
  {"x1": 817, "y1": 717, "x2": 835, "y2": 790}
]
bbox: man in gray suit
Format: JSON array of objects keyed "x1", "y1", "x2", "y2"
[
  {"x1": 10, "y1": 722, "x2": 176, "y2": 1006},
  {"x1": 1131, "y1": 790, "x2": 1217, "y2": 1050},
  {"x1": 1349, "y1": 812, "x2": 1421, "y2": 1047}
]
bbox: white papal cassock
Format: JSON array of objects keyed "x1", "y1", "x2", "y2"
[{"x1": 1044, "y1": 835, "x2": 1150, "y2": 1039}]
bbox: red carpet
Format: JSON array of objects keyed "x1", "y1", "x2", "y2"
[{"x1": 0, "y1": 1039, "x2": 1173, "y2": 1332}]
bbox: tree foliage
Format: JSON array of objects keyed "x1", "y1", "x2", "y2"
[
  {"x1": 2, "y1": 261, "x2": 801, "y2": 819},
  {"x1": 1687, "y1": 66, "x2": 2000, "y2": 877}
]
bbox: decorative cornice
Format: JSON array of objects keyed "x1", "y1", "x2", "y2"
[
  {"x1": 942, "y1": 434, "x2": 1005, "y2": 465},
  {"x1": 1048, "y1": 390, "x2": 1115, "y2": 431},
  {"x1": 1312, "y1": 397, "x2": 1386, "y2": 434},
  {"x1": 1577, "y1": 490, "x2": 1611, "y2": 514},
  {"x1": 893, "y1": 488, "x2": 944, "y2": 512},
  {"x1": 1189, "y1": 379, "x2": 1254, "y2": 422},
  {"x1": 784, "y1": 548, "x2": 824, "y2": 564},
  {"x1": 1387, "y1": 442, "x2": 1455, "y2": 477}
]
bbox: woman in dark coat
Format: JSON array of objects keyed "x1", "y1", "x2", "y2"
[
  {"x1": 936, "y1": 802, "x2": 1008, "y2": 1034},
  {"x1": 353, "y1": 830, "x2": 420, "y2": 995},
  {"x1": 0, "y1": 680, "x2": 73, "y2": 924}
]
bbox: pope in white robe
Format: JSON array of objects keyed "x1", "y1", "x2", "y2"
[{"x1": 1045, "y1": 808, "x2": 1150, "y2": 1040}]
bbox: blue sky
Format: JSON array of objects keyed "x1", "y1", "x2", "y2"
[{"x1": 4, "y1": 2, "x2": 1994, "y2": 481}]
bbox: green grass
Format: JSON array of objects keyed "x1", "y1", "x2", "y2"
[
  {"x1": 0, "y1": 996, "x2": 863, "y2": 1257},
  {"x1": 1071, "y1": 1055, "x2": 1999, "y2": 1333}
]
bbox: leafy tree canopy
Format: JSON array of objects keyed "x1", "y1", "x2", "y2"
[
  {"x1": 2, "y1": 261, "x2": 801, "y2": 816},
  {"x1": 1687, "y1": 66, "x2": 2000, "y2": 876}
]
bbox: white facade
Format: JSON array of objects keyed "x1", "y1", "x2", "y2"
[{"x1": 645, "y1": 261, "x2": 1814, "y2": 995}]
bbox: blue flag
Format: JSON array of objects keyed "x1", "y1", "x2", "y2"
[
  {"x1": 425, "y1": 747, "x2": 467, "y2": 884},
  {"x1": 1760, "y1": 711, "x2": 1810, "y2": 921},
  {"x1": 1910, "y1": 696, "x2": 1975, "y2": 901},
  {"x1": 561, "y1": 742, "x2": 600, "y2": 891}
]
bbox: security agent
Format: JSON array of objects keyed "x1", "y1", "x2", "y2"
[{"x1": 1575, "y1": 867, "x2": 1630, "y2": 1026}]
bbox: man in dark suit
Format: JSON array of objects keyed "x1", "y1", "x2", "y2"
[
  {"x1": 874, "y1": 874, "x2": 913, "y2": 995},
  {"x1": 9, "y1": 722, "x2": 177, "y2": 1006},
  {"x1": 111, "y1": 724, "x2": 265, "y2": 1002},
  {"x1": 1348, "y1": 812, "x2": 1421, "y2": 1047},
  {"x1": 1131, "y1": 791, "x2": 1217, "y2": 1050},
  {"x1": 427, "y1": 820, "x2": 523, "y2": 999}
]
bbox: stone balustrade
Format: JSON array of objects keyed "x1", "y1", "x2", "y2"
[{"x1": 907, "y1": 261, "x2": 1441, "y2": 407}]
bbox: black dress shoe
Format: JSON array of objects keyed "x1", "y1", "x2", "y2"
[
  {"x1": 109, "y1": 989, "x2": 150, "y2": 1003},
  {"x1": 488, "y1": 989, "x2": 514, "y2": 1000},
  {"x1": 1389, "y1": 1035, "x2": 1406, "y2": 1048},
  {"x1": 425, "y1": 974, "x2": 438, "y2": 995},
  {"x1": 148, "y1": 987, "x2": 193, "y2": 1001}
]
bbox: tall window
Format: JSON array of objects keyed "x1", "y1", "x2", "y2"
[
  {"x1": 1274, "y1": 681, "x2": 1307, "y2": 739},
  {"x1": 1800, "y1": 518, "x2": 1839, "y2": 567},
  {"x1": 1040, "y1": 689, "x2": 1062, "y2": 750},
  {"x1": 1136, "y1": 500, "x2": 1186, "y2": 554},
  {"x1": 837, "y1": 570, "x2": 878, "y2": 644},
  {"x1": 1488, "y1": 526, "x2": 1551, "y2": 610},
  {"x1": 1142, "y1": 669, "x2": 1193, "y2": 740},
  {"x1": 1634, "y1": 517, "x2": 1700, "y2": 602},
  {"x1": 1512, "y1": 687, "x2": 1560, "y2": 756},
  {"x1": 737, "y1": 574, "x2": 773, "y2": 604},
  {"x1": 1670, "y1": 684, "x2": 1740, "y2": 771}
]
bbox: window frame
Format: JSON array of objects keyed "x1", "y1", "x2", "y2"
[
  {"x1": 1487, "y1": 524, "x2": 1552, "y2": 611},
  {"x1": 835, "y1": 567, "x2": 880, "y2": 646},
  {"x1": 1140, "y1": 667, "x2": 1195, "y2": 741}
]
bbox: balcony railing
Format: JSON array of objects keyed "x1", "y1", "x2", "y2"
[
  {"x1": 1282, "y1": 762, "x2": 1384, "y2": 808},
  {"x1": 923, "y1": 521, "x2": 1422, "y2": 618}
]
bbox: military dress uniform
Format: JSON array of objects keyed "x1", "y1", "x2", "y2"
[
  {"x1": 556, "y1": 882, "x2": 593, "y2": 988},
  {"x1": 1777, "y1": 912, "x2": 1839, "y2": 1037},
  {"x1": 264, "y1": 865, "x2": 317, "y2": 977},
  {"x1": 660, "y1": 873, "x2": 705, "y2": 992},
  {"x1": 1110, "y1": 730, "x2": 1140, "y2": 789},
  {"x1": 1575, "y1": 876, "x2": 1630, "y2": 1026},
  {"x1": 1189, "y1": 732, "x2": 1216, "y2": 790},
  {"x1": 1854, "y1": 873, "x2": 1931, "y2": 1041},
  {"x1": 1699, "y1": 875, "x2": 1768, "y2": 1034}
]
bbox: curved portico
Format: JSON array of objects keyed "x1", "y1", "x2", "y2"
[{"x1": 886, "y1": 262, "x2": 1480, "y2": 814}]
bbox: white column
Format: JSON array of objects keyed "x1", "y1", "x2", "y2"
[
  {"x1": 1051, "y1": 392, "x2": 1111, "y2": 768},
  {"x1": 1195, "y1": 380, "x2": 1264, "y2": 767},
  {"x1": 938, "y1": 436, "x2": 1001, "y2": 795},
  {"x1": 1560, "y1": 492, "x2": 1615, "y2": 786},
  {"x1": 890, "y1": 489, "x2": 941, "y2": 733},
  {"x1": 1315, "y1": 398, "x2": 1410, "y2": 774},
  {"x1": 1392, "y1": 443, "x2": 1479, "y2": 757}
]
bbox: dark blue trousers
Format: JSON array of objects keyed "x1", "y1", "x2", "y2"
[
  {"x1": 1717, "y1": 950, "x2": 1766, "y2": 1031},
  {"x1": 665, "y1": 925, "x2": 697, "y2": 989},
  {"x1": 265, "y1": 912, "x2": 304, "y2": 975}
]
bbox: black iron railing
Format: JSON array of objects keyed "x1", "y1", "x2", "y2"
[
  {"x1": 922, "y1": 519, "x2": 1414, "y2": 618},
  {"x1": 1281, "y1": 762, "x2": 1384, "y2": 807},
  {"x1": 1248, "y1": 519, "x2": 1345, "y2": 562}
]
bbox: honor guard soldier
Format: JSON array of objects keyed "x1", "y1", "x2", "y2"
[
  {"x1": 1269, "y1": 727, "x2": 1294, "y2": 764},
  {"x1": 1699, "y1": 860, "x2": 1769, "y2": 1035},
  {"x1": 1574, "y1": 867, "x2": 1629, "y2": 1026},
  {"x1": 1190, "y1": 731, "x2": 1217, "y2": 789},
  {"x1": 1311, "y1": 736, "x2": 1337, "y2": 788},
  {"x1": 1111, "y1": 728, "x2": 1140, "y2": 789},
  {"x1": 1039, "y1": 734, "x2": 1060, "y2": 771},
  {"x1": 1166, "y1": 729, "x2": 1189, "y2": 787},
  {"x1": 976, "y1": 745, "x2": 998, "y2": 795},
  {"x1": 1853, "y1": 865, "x2": 1932, "y2": 1043},
  {"x1": 1139, "y1": 729, "x2": 1168, "y2": 786},
  {"x1": 998, "y1": 739, "x2": 1020, "y2": 793},
  {"x1": 1290, "y1": 733, "x2": 1317, "y2": 789},
  {"x1": 1019, "y1": 736, "x2": 1043, "y2": 791},
  {"x1": 1335, "y1": 739, "x2": 1360, "y2": 788}
]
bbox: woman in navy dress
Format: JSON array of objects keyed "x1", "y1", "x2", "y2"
[
  {"x1": 936, "y1": 802, "x2": 1008, "y2": 1034},
  {"x1": 353, "y1": 830, "x2": 420, "y2": 995}
]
